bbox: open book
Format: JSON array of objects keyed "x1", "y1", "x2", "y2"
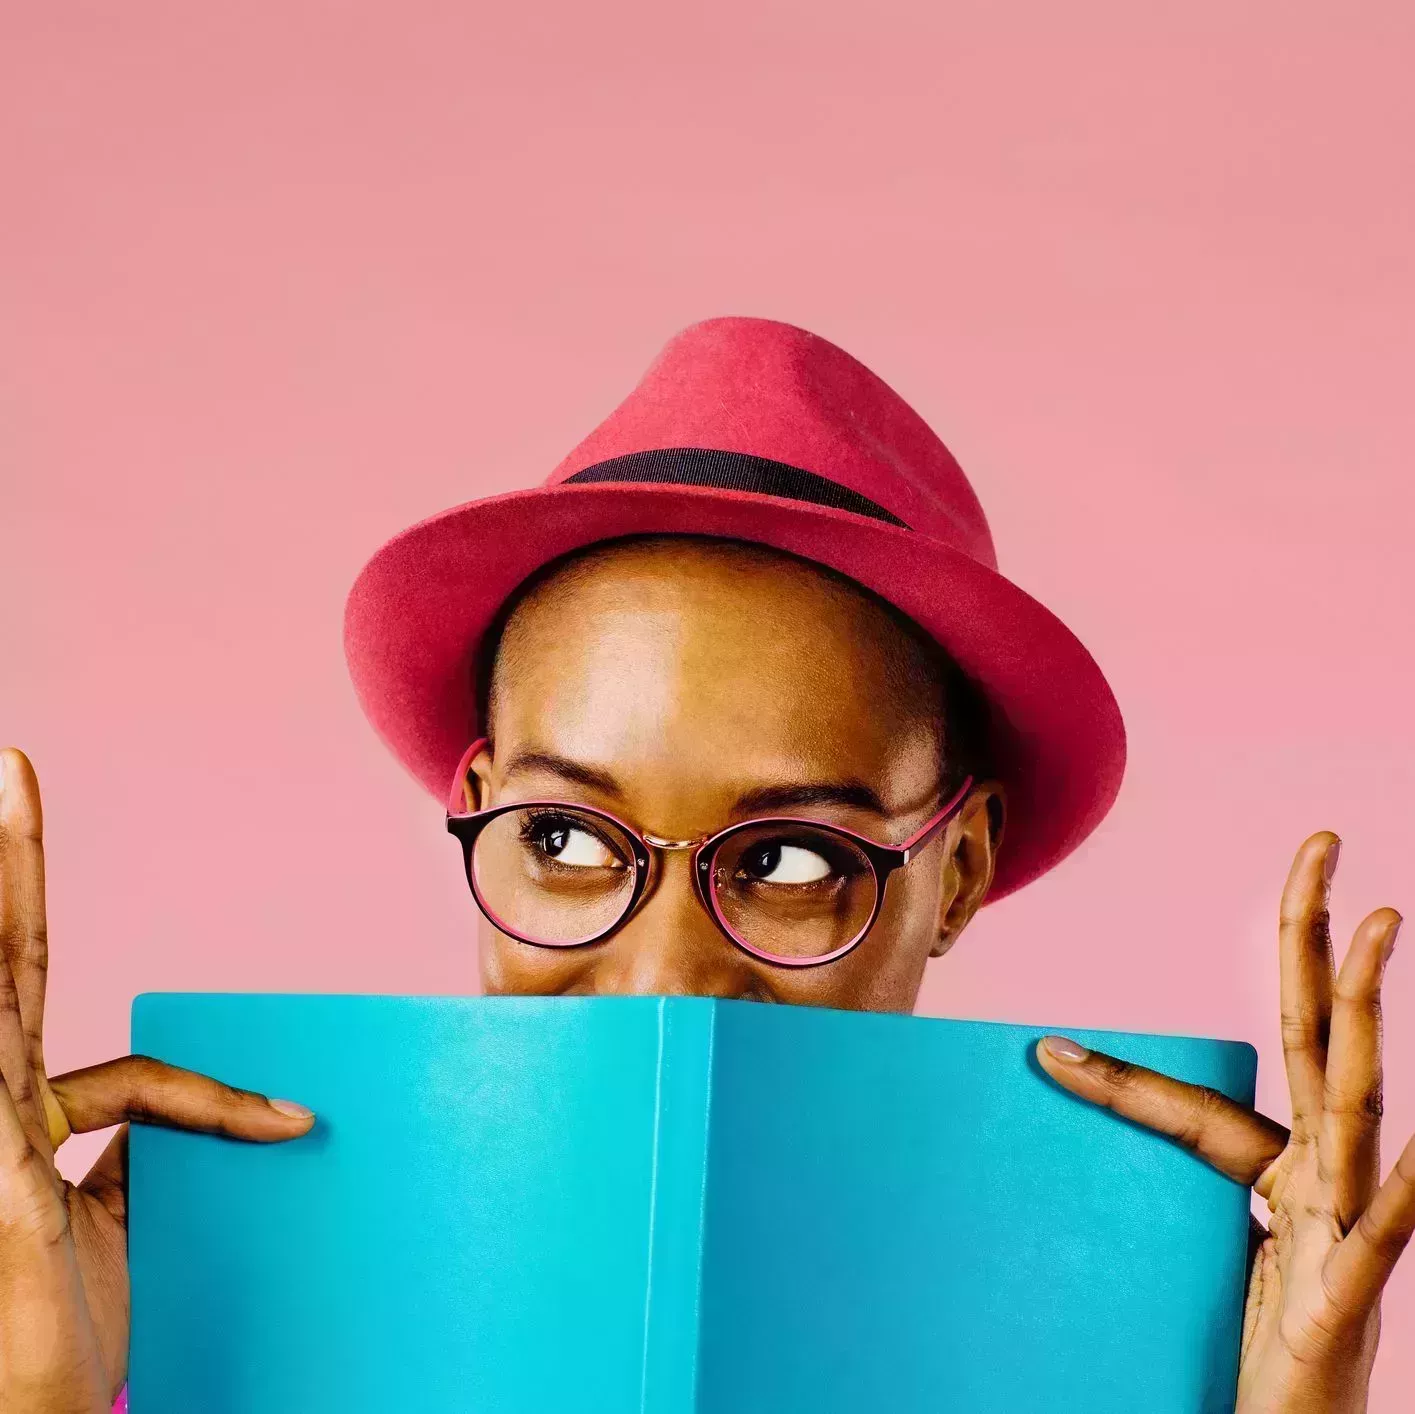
[{"x1": 128, "y1": 994, "x2": 1256, "y2": 1412}]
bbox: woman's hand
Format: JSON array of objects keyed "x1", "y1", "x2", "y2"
[
  {"x1": 0, "y1": 747, "x2": 315, "y2": 1411},
  {"x1": 1037, "y1": 831, "x2": 1412, "y2": 1414}
]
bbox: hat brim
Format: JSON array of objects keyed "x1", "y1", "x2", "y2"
[{"x1": 343, "y1": 481, "x2": 1125, "y2": 904}]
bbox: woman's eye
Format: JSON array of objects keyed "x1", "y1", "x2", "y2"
[
  {"x1": 531, "y1": 821, "x2": 622, "y2": 869},
  {"x1": 740, "y1": 841, "x2": 834, "y2": 885}
]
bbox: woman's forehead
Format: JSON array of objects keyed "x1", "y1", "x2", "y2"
[{"x1": 486, "y1": 540, "x2": 945, "y2": 793}]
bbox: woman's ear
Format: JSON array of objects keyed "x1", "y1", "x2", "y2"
[
  {"x1": 930, "y1": 779, "x2": 1006, "y2": 958},
  {"x1": 462, "y1": 742, "x2": 495, "y2": 812}
]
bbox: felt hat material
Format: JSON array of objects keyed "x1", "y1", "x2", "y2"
[{"x1": 343, "y1": 317, "x2": 1126, "y2": 903}]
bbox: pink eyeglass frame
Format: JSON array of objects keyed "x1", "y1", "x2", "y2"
[{"x1": 445, "y1": 738, "x2": 974, "y2": 969}]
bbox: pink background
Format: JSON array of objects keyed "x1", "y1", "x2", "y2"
[{"x1": 4, "y1": 3, "x2": 1414, "y2": 1405}]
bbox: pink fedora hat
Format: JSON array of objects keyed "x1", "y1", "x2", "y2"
[{"x1": 344, "y1": 316, "x2": 1126, "y2": 904}]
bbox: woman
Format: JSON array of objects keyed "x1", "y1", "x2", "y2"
[{"x1": 1, "y1": 317, "x2": 1409, "y2": 1411}]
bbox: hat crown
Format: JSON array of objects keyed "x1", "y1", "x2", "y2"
[{"x1": 546, "y1": 317, "x2": 997, "y2": 568}]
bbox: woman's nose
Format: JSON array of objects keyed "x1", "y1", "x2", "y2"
[{"x1": 587, "y1": 854, "x2": 754, "y2": 999}]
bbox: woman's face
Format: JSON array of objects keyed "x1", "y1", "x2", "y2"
[{"x1": 464, "y1": 539, "x2": 1004, "y2": 1013}]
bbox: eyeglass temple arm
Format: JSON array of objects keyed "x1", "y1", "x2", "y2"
[
  {"x1": 447, "y1": 737, "x2": 490, "y2": 816},
  {"x1": 898, "y1": 775, "x2": 975, "y2": 863}
]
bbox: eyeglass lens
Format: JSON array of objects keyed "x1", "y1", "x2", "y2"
[{"x1": 470, "y1": 806, "x2": 880, "y2": 960}]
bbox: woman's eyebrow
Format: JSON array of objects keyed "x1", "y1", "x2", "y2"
[
  {"x1": 497, "y1": 749, "x2": 625, "y2": 797},
  {"x1": 732, "y1": 780, "x2": 888, "y2": 816},
  {"x1": 498, "y1": 752, "x2": 887, "y2": 817}
]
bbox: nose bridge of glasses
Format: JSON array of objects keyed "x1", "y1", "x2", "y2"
[{"x1": 641, "y1": 832, "x2": 711, "y2": 851}]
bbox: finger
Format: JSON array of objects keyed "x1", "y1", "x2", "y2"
[
  {"x1": 1325, "y1": 1128, "x2": 1415, "y2": 1315},
  {"x1": 49, "y1": 1055, "x2": 315, "y2": 1142},
  {"x1": 1323, "y1": 909, "x2": 1401, "y2": 1229},
  {"x1": 1036, "y1": 1036, "x2": 1290, "y2": 1186},
  {"x1": 1246, "y1": 1211, "x2": 1269, "y2": 1270},
  {"x1": 1242, "y1": 1213, "x2": 1277, "y2": 1367},
  {"x1": 0, "y1": 749, "x2": 52, "y2": 1081},
  {"x1": 0, "y1": 1062, "x2": 62, "y2": 1228},
  {"x1": 0, "y1": 750, "x2": 67, "y2": 1152},
  {"x1": 1279, "y1": 832, "x2": 1340, "y2": 1140},
  {"x1": 78, "y1": 1124, "x2": 128, "y2": 1225},
  {"x1": 0, "y1": 938, "x2": 49, "y2": 1159}
]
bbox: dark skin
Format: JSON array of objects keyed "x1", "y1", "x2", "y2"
[
  {"x1": 0, "y1": 536, "x2": 1410, "y2": 1412},
  {"x1": 468, "y1": 539, "x2": 1002, "y2": 1009}
]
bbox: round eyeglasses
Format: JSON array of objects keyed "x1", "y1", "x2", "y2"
[{"x1": 445, "y1": 739, "x2": 974, "y2": 969}]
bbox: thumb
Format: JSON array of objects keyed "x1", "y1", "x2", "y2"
[
  {"x1": 1034, "y1": 1034, "x2": 1287, "y2": 1187},
  {"x1": 49, "y1": 1055, "x2": 315, "y2": 1142}
]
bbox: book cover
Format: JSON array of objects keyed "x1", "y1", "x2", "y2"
[{"x1": 127, "y1": 994, "x2": 1256, "y2": 1412}]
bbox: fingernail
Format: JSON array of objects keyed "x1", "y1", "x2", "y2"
[
  {"x1": 268, "y1": 1098, "x2": 313, "y2": 1119},
  {"x1": 1324, "y1": 838, "x2": 1341, "y2": 882},
  {"x1": 1042, "y1": 1034, "x2": 1090, "y2": 1063},
  {"x1": 1383, "y1": 916, "x2": 1402, "y2": 962}
]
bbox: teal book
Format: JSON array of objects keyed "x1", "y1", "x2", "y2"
[{"x1": 127, "y1": 995, "x2": 1257, "y2": 1413}]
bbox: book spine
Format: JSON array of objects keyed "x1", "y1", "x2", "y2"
[{"x1": 638, "y1": 998, "x2": 716, "y2": 1414}]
